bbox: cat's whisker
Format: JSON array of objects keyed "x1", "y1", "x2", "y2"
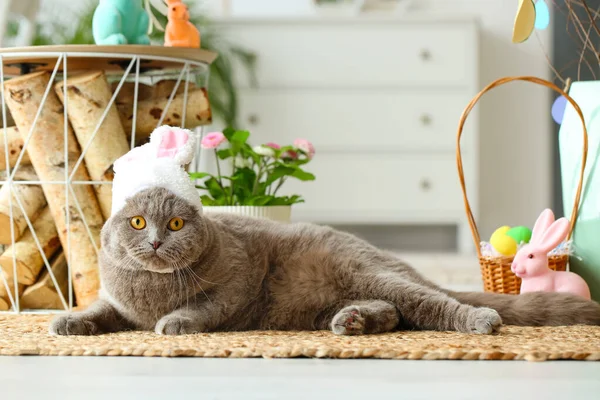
[
  {"x1": 185, "y1": 267, "x2": 220, "y2": 286},
  {"x1": 180, "y1": 265, "x2": 213, "y2": 307}
]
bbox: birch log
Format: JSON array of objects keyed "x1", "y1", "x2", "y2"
[
  {"x1": 0, "y1": 126, "x2": 31, "y2": 170},
  {"x1": 117, "y1": 88, "x2": 211, "y2": 144},
  {"x1": 0, "y1": 180, "x2": 46, "y2": 244},
  {"x1": 0, "y1": 271, "x2": 23, "y2": 310},
  {"x1": 21, "y1": 252, "x2": 68, "y2": 310},
  {"x1": 4, "y1": 71, "x2": 103, "y2": 308},
  {"x1": 55, "y1": 71, "x2": 130, "y2": 220},
  {"x1": 0, "y1": 207, "x2": 60, "y2": 285},
  {"x1": 113, "y1": 80, "x2": 196, "y2": 105},
  {"x1": 113, "y1": 81, "x2": 153, "y2": 105},
  {"x1": 1, "y1": 165, "x2": 39, "y2": 182}
]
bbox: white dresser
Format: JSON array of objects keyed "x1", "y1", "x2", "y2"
[{"x1": 213, "y1": 16, "x2": 480, "y2": 253}]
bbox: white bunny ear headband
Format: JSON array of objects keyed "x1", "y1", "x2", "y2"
[{"x1": 111, "y1": 125, "x2": 202, "y2": 216}]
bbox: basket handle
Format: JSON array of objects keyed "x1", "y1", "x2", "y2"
[{"x1": 456, "y1": 76, "x2": 588, "y2": 257}]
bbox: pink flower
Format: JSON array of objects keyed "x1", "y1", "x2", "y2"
[
  {"x1": 201, "y1": 132, "x2": 226, "y2": 149},
  {"x1": 293, "y1": 139, "x2": 315, "y2": 159},
  {"x1": 281, "y1": 150, "x2": 298, "y2": 160},
  {"x1": 265, "y1": 142, "x2": 281, "y2": 150}
]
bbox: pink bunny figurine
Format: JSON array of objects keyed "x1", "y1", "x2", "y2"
[{"x1": 511, "y1": 209, "x2": 591, "y2": 299}]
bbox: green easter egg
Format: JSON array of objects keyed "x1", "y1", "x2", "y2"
[
  {"x1": 506, "y1": 226, "x2": 532, "y2": 244},
  {"x1": 490, "y1": 226, "x2": 518, "y2": 256}
]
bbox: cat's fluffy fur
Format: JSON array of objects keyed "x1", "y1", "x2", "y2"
[{"x1": 50, "y1": 188, "x2": 600, "y2": 336}]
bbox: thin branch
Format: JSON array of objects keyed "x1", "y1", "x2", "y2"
[
  {"x1": 535, "y1": 31, "x2": 567, "y2": 85},
  {"x1": 566, "y1": 0, "x2": 600, "y2": 59},
  {"x1": 580, "y1": 0, "x2": 600, "y2": 45},
  {"x1": 578, "y1": 22, "x2": 593, "y2": 80}
]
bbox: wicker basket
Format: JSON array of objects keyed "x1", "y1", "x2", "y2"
[{"x1": 456, "y1": 76, "x2": 588, "y2": 295}]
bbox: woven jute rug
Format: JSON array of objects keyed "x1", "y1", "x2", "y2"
[{"x1": 1, "y1": 315, "x2": 600, "y2": 361}]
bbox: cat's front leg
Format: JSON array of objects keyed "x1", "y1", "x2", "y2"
[
  {"x1": 155, "y1": 308, "x2": 208, "y2": 335},
  {"x1": 49, "y1": 299, "x2": 131, "y2": 336},
  {"x1": 155, "y1": 279, "x2": 250, "y2": 335}
]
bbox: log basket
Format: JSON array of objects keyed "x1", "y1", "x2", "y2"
[
  {"x1": 456, "y1": 76, "x2": 588, "y2": 295},
  {"x1": 0, "y1": 45, "x2": 217, "y2": 313}
]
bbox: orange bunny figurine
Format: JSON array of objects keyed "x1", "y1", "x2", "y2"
[{"x1": 164, "y1": 0, "x2": 200, "y2": 48}]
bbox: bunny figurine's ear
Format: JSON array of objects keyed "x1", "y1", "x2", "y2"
[
  {"x1": 150, "y1": 125, "x2": 196, "y2": 166},
  {"x1": 530, "y1": 208, "x2": 555, "y2": 245},
  {"x1": 537, "y1": 217, "x2": 570, "y2": 253}
]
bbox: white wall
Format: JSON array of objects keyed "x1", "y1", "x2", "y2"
[{"x1": 207, "y1": 0, "x2": 554, "y2": 241}]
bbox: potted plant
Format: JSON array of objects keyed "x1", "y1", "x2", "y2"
[{"x1": 189, "y1": 128, "x2": 316, "y2": 223}]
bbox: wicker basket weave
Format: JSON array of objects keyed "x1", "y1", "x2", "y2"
[{"x1": 456, "y1": 76, "x2": 589, "y2": 295}]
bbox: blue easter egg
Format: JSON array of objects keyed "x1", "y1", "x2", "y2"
[
  {"x1": 552, "y1": 95, "x2": 567, "y2": 125},
  {"x1": 535, "y1": 0, "x2": 550, "y2": 30}
]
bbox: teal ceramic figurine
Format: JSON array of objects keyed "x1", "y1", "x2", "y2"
[{"x1": 93, "y1": 0, "x2": 151, "y2": 45}]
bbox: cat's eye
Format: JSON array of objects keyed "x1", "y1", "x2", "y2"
[
  {"x1": 130, "y1": 216, "x2": 146, "y2": 230},
  {"x1": 168, "y1": 217, "x2": 184, "y2": 231}
]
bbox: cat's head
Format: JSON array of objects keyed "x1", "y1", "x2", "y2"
[{"x1": 102, "y1": 187, "x2": 207, "y2": 273}]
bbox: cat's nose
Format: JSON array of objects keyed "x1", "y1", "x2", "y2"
[{"x1": 150, "y1": 241, "x2": 163, "y2": 250}]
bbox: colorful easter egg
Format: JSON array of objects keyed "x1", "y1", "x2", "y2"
[
  {"x1": 513, "y1": 0, "x2": 536, "y2": 43},
  {"x1": 506, "y1": 226, "x2": 533, "y2": 244},
  {"x1": 490, "y1": 226, "x2": 518, "y2": 256},
  {"x1": 552, "y1": 95, "x2": 567, "y2": 124},
  {"x1": 534, "y1": 0, "x2": 550, "y2": 30}
]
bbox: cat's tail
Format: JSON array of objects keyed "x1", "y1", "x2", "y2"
[{"x1": 446, "y1": 290, "x2": 600, "y2": 326}]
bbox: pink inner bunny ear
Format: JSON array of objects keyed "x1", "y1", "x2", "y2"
[
  {"x1": 530, "y1": 208, "x2": 555, "y2": 244},
  {"x1": 157, "y1": 128, "x2": 189, "y2": 159},
  {"x1": 538, "y1": 217, "x2": 570, "y2": 253}
]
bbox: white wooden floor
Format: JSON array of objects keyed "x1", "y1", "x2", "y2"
[{"x1": 0, "y1": 357, "x2": 598, "y2": 399}]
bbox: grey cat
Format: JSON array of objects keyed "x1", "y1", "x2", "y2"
[{"x1": 50, "y1": 187, "x2": 600, "y2": 336}]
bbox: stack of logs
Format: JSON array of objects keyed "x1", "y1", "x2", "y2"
[{"x1": 0, "y1": 69, "x2": 211, "y2": 311}]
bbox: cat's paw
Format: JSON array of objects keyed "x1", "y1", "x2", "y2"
[
  {"x1": 467, "y1": 307, "x2": 502, "y2": 334},
  {"x1": 155, "y1": 314, "x2": 202, "y2": 335},
  {"x1": 49, "y1": 314, "x2": 99, "y2": 336},
  {"x1": 331, "y1": 306, "x2": 366, "y2": 335}
]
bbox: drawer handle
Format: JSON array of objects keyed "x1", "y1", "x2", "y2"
[
  {"x1": 419, "y1": 49, "x2": 432, "y2": 62},
  {"x1": 420, "y1": 179, "x2": 432, "y2": 191},
  {"x1": 248, "y1": 114, "x2": 259, "y2": 125},
  {"x1": 420, "y1": 114, "x2": 433, "y2": 126}
]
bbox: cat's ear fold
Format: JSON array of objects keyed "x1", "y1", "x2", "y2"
[{"x1": 150, "y1": 125, "x2": 196, "y2": 166}]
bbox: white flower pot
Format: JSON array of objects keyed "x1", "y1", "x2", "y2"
[{"x1": 202, "y1": 206, "x2": 292, "y2": 223}]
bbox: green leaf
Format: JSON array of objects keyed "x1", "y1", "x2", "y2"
[
  {"x1": 200, "y1": 195, "x2": 218, "y2": 206},
  {"x1": 216, "y1": 149, "x2": 232, "y2": 160},
  {"x1": 222, "y1": 127, "x2": 236, "y2": 141},
  {"x1": 229, "y1": 130, "x2": 251, "y2": 154},
  {"x1": 205, "y1": 177, "x2": 225, "y2": 199},
  {"x1": 234, "y1": 167, "x2": 257, "y2": 185},
  {"x1": 189, "y1": 172, "x2": 211, "y2": 180},
  {"x1": 231, "y1": 130, "x2": 250, "y2": 144},
  {"x1": 291, "y1": 169, "x2": 316, "y2": 181},
  {"x1": 247, "y1": 195, "x2": 274, "y2": 206},
  {"x1": 265, "y1": 165, "x2": 295, "y2": 186},
  {"x1": 266, "y1": 195, "x2": 305, "y2": 206}
]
